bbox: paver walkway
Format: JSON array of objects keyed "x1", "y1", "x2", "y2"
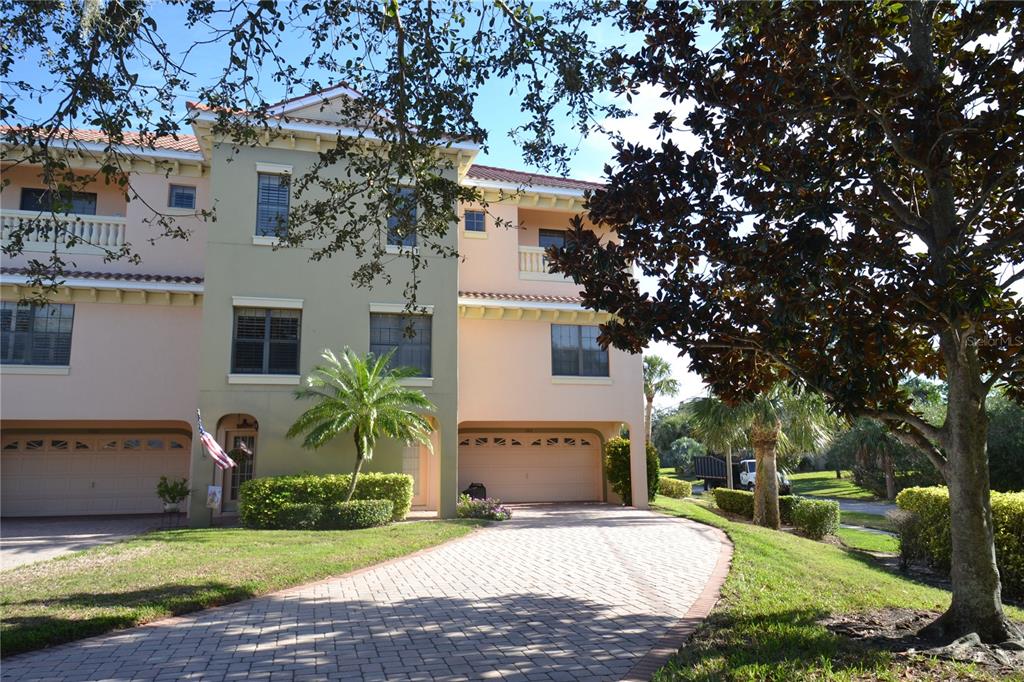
[
  {"x1": 1, "y1": 516, "x2": 162, "y2": 571},
  {"x1": 2, "y1": 504, "x2": 726, "y2": 682}
]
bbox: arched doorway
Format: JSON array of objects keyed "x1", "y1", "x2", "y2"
[{"x1": 217, "y1": 414, "x2": 258, "y2": 512}]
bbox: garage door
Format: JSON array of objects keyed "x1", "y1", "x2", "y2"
[
  {"x1": 458, "y1": 432, "x2": 601, "y2": 503},
  {"x1": 1, "y1": 433, "x2": 190, "y2": 516}
]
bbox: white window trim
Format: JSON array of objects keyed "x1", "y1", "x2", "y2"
[
  {"x1": 227, "y1": 373, "x2": 300, "y2": 385},
  {"x1": 232, "y1": 296, "x2": 303, "y2": 309},
  {"x1": 252, "y1": 235, "x2": 283, "y2": 247},
  {"x1": 0, "y1": 365, "x2": 70, "y2": 375},
  {"x1": 398, "y1": 377, "x2": 434, "y2": 387},
  {"x1": 551, "y1": 376, "x2": 612, "y2": 385},
  {"x1": 463, "y1": 230, "x2": 488, "y2": 240},
  {"x1": 369, "y1": 302, "x2": 434, "y2": 315},
  {"x1": 255, "y1": 162, "x2": 293, "y2": 175},
  {"x1": 385, "y1": 244, "x2": 419, "y2": 255}
]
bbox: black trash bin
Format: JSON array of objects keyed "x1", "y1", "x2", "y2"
[{"x1": 462, "y1": 482, "x2": 487, "y2": 500}]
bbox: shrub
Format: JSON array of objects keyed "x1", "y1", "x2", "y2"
[
  {"x1": 779, "y1": 495, "x2": 802, "y2": 526},
  {"x1": 792, "y1": 498, "x2": 840, "y2": 540},
  {"x1": 156, "y1": 476, "x2": 190, "y2": 504},
  {"x1": 896, "y1": 486, "x2": 1024, "y2": 599},
  {"x1": 713, "y1": 488, "x2": 754, "y2": 518},
  {"x1": 239, "y1": 472, "x2": 413, "y2": 528},
  {"x1": 323, "y1": 499, "x2": 394, "y2": 530},
  {"x1": 456, "y1": 494, "x2": 512, "y2": 520},
  {"x1": 659, "y1": 478, "x2": 693, "y2": 499},
  {"x1": 604, "y1": 437, "x2": 659, "y2": 506},
  {"x1": 274, "y1": 502, "x2": 323, "y2": 530}
]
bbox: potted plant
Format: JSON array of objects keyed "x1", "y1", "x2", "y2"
[{"x1": 156, "y1": 476, "x2": 190, "y2": 513}]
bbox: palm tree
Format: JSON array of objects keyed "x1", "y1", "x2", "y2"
[
  {"x1": 688, "y1": 396, "x2": 747, "y2": 491},
  {"x1": 690, "y1": 385, "x2": 837, "y2": 529},
  {"x1": 287, "y1": 348, "x2": 435, "y2": 502},
  {"x1": 644, "y1": 355, "x2": 680, "y2": 443}
]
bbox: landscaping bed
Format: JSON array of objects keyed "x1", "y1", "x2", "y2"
[
  {"x1": 652, "y1": 496, "x2": 1023, "y2": 681},
  {"x1": 0, "y1": 520, "x2": 482, "y2": 657}
]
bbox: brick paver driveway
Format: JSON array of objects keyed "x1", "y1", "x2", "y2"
[{"x1": 2, "y1": 504, "x2": 726, "y2": 682}]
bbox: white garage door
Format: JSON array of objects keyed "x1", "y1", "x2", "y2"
[
  {"x1": 1, "y1": 433, "x2": 190, "y2": 516},
  {"x1": 458, "y1": 432, "x2": 602, "y2": 503}
]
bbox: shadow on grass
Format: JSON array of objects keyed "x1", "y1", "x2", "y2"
[
  {"x1": 655, "y1": 607, "x2": 896, "y2": 681},
  {"x1": 1, "y1": 581, "x2": 257, "y2": 657}
]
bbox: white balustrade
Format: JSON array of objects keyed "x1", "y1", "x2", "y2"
[{"x1": 0, "y1": 209, "x2": 127, "y2": 251}]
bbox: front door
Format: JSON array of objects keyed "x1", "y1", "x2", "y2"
[
  {"x1": 402, "y1": 444, "x2": 428, "y2": 508},
  {"x1": 222, "y1": 431, "x2": 256, "y2": 512}
]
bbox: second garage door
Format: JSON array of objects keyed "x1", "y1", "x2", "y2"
[
  {"x1": 458, "y1": 432, "x2": 602, "y2": 503},
  {"x1": 1, "y1": 433, "x2": 190, "y2": 516}
]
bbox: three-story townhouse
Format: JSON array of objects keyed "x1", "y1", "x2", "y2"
[{"x1": 0, "y1": 89, "x2": 649, "y2": 522}]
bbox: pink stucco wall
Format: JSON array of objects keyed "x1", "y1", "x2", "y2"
[
  {"x1": 0, "y1": 302, "x2": 201, "y2": 424},
  {"x1": 1, "y1": 164, "x2": 208, "y2": 277},
  {"x1": 457, "y1": 202, "x2": 614, "y2": 298},
  {"x1": 457, "y1": 315, "x2": 644, "y2": 428}
]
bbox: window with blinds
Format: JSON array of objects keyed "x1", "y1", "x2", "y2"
[
  {"x1": 231, "y1": 307, "x2": 301, "y2": 374},
  {"x1": 464, "y1": 210, "x2": 486, "y2": 232},
  {"x1": 255, "y1": 173, "x2": 291, "y2": 236},
  {"x1": 168, "y1": 184, "x2": 196, "y2": 209},
  {"x1": 369, "y1": 313, "x2": 431, "y2": 377},
  {"x1": 0, "y1": 302, "x2": 75, "y2": 366},
  {"x1": 551, "y1": 324, "x2": 609, "y2": 377}
]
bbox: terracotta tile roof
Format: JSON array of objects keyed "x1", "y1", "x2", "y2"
[
  {"x1": 459, "y1": 290, "x2": 584, "y2": 305},
  {"x1": 0, "y1": 267, "x2": 204, "y2": 285},
  {"x1": 1, "y1": 127, "x2": 201, "y2": 153},
  {"x1": 465, "y1": 164, "x2": 604, "y2": 192}
]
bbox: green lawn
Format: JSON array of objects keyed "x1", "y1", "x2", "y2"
[
  {"x1": 789, "y1": 470, "x2": 878, "y2": 500},
  {"x1": 836, "y1": 527, "x2": 899, "y2": 554},
  {"x1": 0, "y1": 520, "x2": 482, "y2": 657},
  {"x1": 660, "y1": 467, "x2": 702, "y2": 486},
  {"x1": 842, "y1": 511, "x2": 896, "y2": 532},
  {"x1": 652, "y1": 496, "x2": 1022, "y2": 681}
]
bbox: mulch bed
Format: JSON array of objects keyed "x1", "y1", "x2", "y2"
[{"x1": 821, "y1": 608, "x2": 1024, "y2": 677}]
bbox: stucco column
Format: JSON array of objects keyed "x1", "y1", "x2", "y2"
[
  {"x1": 438, "y1": 415, "x2": 459, "y2": 518},
  {"x1": 629, "y1": 423, "x2": 649, "y2": 509}
]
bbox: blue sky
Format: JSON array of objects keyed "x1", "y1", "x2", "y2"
[{"x1": 5, "y1": 2, "x2": 707, "y2": 406}]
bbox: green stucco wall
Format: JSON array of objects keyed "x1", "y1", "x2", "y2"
[{"x1": 188, "y1": 141, "x2": 459, "y2": 525}]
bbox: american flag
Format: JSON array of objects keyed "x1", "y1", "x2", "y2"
[{"x1": 197, "y1": 410, "x2": 236, "y2": 470}]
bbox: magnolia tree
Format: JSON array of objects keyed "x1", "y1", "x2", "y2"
[{"x1": 550, "y1": 3, "x2": 1023, "y2": 643}]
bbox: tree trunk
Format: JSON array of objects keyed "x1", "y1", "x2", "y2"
[
  {"x1": 725, "y1": 443, "x2": 734, "y2": 490},
  {"x1": 882, "y1": 453, "x2": 897, "y2": 501},
  {"x1": 344, "y1": 436, "x2": 367, "y2": 503},
  {"x1": 644, "y1": 394, "x2": 654, "y2": 443},
  {"x1": 923, "y1": 334, "x2": 1018, "y2": 644},
  {"x1": 751, "y1": 421, "x2": 781, "y2": 529}
]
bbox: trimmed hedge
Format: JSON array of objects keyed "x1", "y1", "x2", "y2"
[
  {"x1": 714, "y1": 489, "x2": 836, "y2": 538},
  {"x1": 896, "y1": 486, "x2": 1024, "y2": 599},
  {"x1": 604, "y1": 437, "x2": 660, "y2": 506},
  {"x1": 779, "y1": 495, "x2": 801, "y2": 526},
  {"x1": 659, "y1": 478, "x2": 693, "y2": 499},
  {"x1": 275, "y1": 502, "x2": 322, "y2": 530},
  {"x1": 713, "y1": 488, "x2": 755, "y2": 518},
  {"x1": 792, "y1": 498, "x2": 840, "y2": 540},
  {"x1": 239, "y1": 473, "x2": 413, "y2": 529},
  {"x1": 324, "y1": 499, "x2": 394, "y2": 530}
]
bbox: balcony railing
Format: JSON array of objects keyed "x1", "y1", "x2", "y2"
[
  {"x1": 1, "y1": 209, "x2": 127, "y2": 251},
  {"x1": 518, "y1": 245, "x2": 570, "y2": 281}
]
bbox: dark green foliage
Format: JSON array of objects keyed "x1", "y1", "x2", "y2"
[
  {"x1": 896, "y1": 487, "x2": 1024, "y2": 599},
  {"x1": 778, "y1": 495, "x2": 801, "y2": 526},
  {"x1": 658, "y1": 478, "x2": 693, "y2": 499},
  {"x1": 323, "y1": 500, "x2": 394, "y2": 530},
  {"x1": 652, "y1": 409, "x2": 694, "y2": 462},
  {"x1": 274, "y1": 502, "x2": 323, "y2": 530},
  {"x1": 988, "y1": 392, "x2": 1024, "y2": 493},
  {"x1": 239, "y1": 473, "x2": 413, "y2": 528},
  {"x1": 604, "y1": 437, "x2": 659, "y2": 506},
  {"x1": 713, "y1": 488, "x2": 755, "y2": 519},
  {"x1": 791, "y1": 499, "x2": 840, "y2": 540}
]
